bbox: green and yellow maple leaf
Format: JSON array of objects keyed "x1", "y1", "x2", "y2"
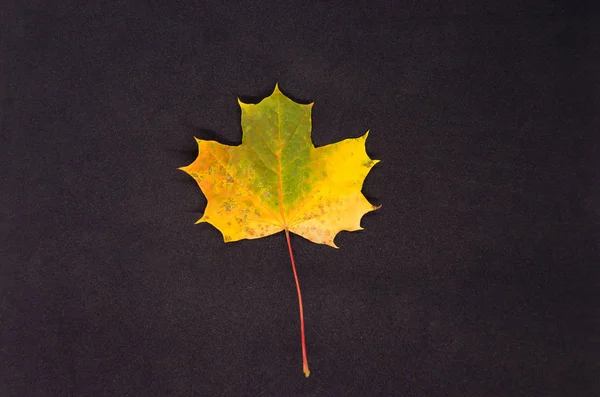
[
  {"x1": 180, "y1": 84, "x2": 379, "y2": 247},
  {"x1": 180, "y1": 84, "x2": 380, "y2": 377}
]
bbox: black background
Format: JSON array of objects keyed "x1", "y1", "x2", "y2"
[{"x1": 2, "y1": 1, "x2": 598, "y2": 396}]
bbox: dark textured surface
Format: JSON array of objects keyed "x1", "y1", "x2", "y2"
[{"x1": 2, "y1": 1, "x2": 598, "y2": 396}]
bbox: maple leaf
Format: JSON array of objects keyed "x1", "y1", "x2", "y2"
[{"x1": 179, "y1": 84, "x2": 380, "y2": 377}]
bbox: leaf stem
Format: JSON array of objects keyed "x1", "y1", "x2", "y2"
[{"x1": 285, "y1": 229, "x2": 310, "y2": 378}]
